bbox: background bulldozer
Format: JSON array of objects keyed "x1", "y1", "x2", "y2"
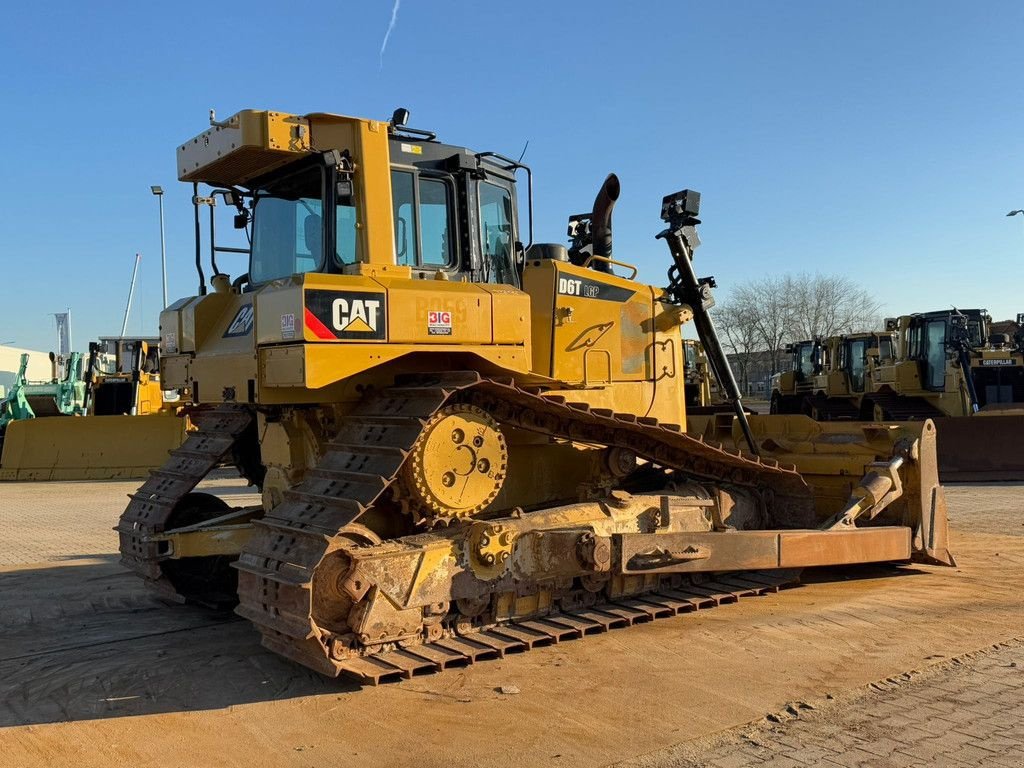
[
  {"x1": 118, "y1": 107, "x2": 953, "y2": 684},
  {"x1": 0, "y1": 337, "x2": 187, "y2": 480},
  {"x1": 771, "y1": 311, "x2": 1024, "y2": 481},
  {"x1": 773, "y1": 331, "x2": 896, "y2": 420}
]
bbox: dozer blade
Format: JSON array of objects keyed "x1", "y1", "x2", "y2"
[
  {"x1": 687, "y1": 413, "x2": 954, "y2": 567},
  {"x1": 0, "y1": 414, "x2": 187, "y2": 481},
  {"x1": 933, "y1": 413, "x2": 1024, "y2": 482}
]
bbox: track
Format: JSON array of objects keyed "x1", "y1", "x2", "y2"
[
  {"x1": 863, "y1": 392, "x2": 945, "y2": 421},
  {"x1": 116, "y1": 405, "x2": 254, "y2": 600},
  {"x1": 805, "y1": 396, "x2": 861, "y2": 421},
  {"x1": 230, "y1": 372, "x2": 814, "y2": 678},
  {"x1": 335, "y1": 569, "x2": 800, "y2": 684}
]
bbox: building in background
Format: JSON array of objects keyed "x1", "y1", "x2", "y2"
[
  {"x1": 0, "y1": 345, "x2": 55, "y2": 395},
  {"x1": 726, "y1": 350, "x2": 794, "y2": 397}
]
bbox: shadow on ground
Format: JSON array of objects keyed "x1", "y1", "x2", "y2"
[
  {"x1": 0, "y1": 560, "x2": 359, "y2": 728},
  {"x1": 800, "y1": 562, "x2": 928, "y2": 585},
  {"x1": 0, "y1": 557, "x2": 935, "y2": 728}
]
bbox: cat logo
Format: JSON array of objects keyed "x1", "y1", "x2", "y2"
[
  {"x1": 304, "y1": 289, "x2": 388, "y2": 341},
  {"x1": 223, "y1": 304, "x2": 254, "y2": 338},
  {"x1": 332, "y1": 297, "x2": 381, "y2": 333}
]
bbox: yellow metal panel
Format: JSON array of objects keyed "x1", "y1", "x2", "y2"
[
  {"x1": 342, "y1": 263, "x2": 412, "y2": 279},
  {"x1": 0, "y1": 415, "x2": 187, "y2": 481},
  {"x1": 178, "y1": 110, "x2": 311, "y2": 184},
  {"x1": 549, "y1": 261, "x2": 651, "y2": 384},
  {"x1": 160, "y1": 354, "x2": 190, "y2": 391},
  {"x1": 176, "y1": 291, "x2": 238, "y2": 352},
  {"x1": 262, "y1": 346, "x2": 306, "y2": 387},
  {"x1": 307, "y1": 115, "x2": 394, "y2": 266},
  {"x1": 264, "y1": 343, "x2": 531, "y2": 391},
  {"x1": 255, "y1": 277, "x2": 304, "y2": 345},
  {"x1": 377, "y1": 278, "x2": 493, "y2": 344},
  {"x1": 522, "y1": 260, "x2": 557, "y2": 377},
  {"x1": 478, "y1": 283, "x2": 531, "y2": 346},
  {"x1": 159, "y1": 297, "x2": 197, "y2": 355}
]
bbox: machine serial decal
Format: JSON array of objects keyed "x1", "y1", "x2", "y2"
[
  {"x1": 427, "y1": 310, "x2": 453, "y2": 336},
  {"x1": 304, "y1": 289, "x2": 387, "y2": 340},
  {"x1": 223, "y1": 304, "x2": 255, "y2": 338},
  {"x1": 557, "y1": 275, "x2": 635, "y2": 302}
]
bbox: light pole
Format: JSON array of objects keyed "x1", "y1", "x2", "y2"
[{"x1": 151, "y1": 185, "x2": 168, "y2": 307}]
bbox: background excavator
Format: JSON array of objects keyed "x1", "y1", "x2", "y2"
[
  {"x1": 118, "y1": 108, "x2": 953, "y2": 684},
  {"x1": 0, "y1": 336, "x2": 187, "y2": 480},
  {"x1": 770, "y1": 310, "x2": 1024, "y2": 481}
]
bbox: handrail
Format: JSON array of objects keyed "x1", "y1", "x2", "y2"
[{"x1": 581, "y1": 254, "x2": 638, "y2": 280}]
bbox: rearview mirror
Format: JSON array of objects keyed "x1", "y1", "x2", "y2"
[{"x1": 336, "y1": 179, "x2": 354, "y2": 207}]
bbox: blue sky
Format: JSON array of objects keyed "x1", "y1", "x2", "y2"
[{"x1": 0, "y1": 1, "x2": 1021, "y2": 351}]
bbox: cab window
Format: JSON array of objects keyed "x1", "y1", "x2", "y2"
[
  {"x1": 390, "y1": 170, "x2": 454, "y2": 268},
  {"x1": 847, "y1": 339, "x2": 867, "y2": 392},
  {"x1": 796, "y1": 344, "x2": 814, "y2": 379},
  {"x1": 420, "y1": 178, "x2": 452, "y2": 266},
  {"x1": 250, "y1": 165, "x2": 357, "y2": 283},
  {"x1": 924, "y1": 319, "x2": 946, "y2": 390},
  {"x1": 684, "y1": 343, "x2": 697, "y2": 372},
  {"x1": 479, "y1": 182, "x2": 517, "y2": 286},
  {"x1": 391, "y1": 170, "x2": 418, "y2": 266},
  {"x1": 878, "y1": 336, "x2": 893, "y2": 360}
]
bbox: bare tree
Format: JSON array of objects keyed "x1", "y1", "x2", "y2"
[
  {"x1": 732, "y1": 275, "x2": 794, "y2": 374},
  {"x1": 713, "y1": 300, "x2": 760, "y2": 393},
  {"x1": 714, "y1": 272, "x2": 882, "y2": 378},
  {"x1": 786, "y1": 273, "x2": 882, "y2": 341}
]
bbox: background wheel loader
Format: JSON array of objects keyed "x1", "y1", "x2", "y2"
[
  {"x1": 0, "y1": 336, "x2": 188, "y2": 480},
  {"x1": 118, "y1": 107, "x2": 953, "y2": 684},
  {"x1": 775, "y1": 311, "x2": 1024, "y2": 481}
]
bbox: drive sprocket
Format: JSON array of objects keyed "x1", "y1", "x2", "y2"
[{"x1": 397, "y1": 403, "x2": 508, "y2": 524}]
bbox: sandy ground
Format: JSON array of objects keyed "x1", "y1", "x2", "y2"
[{"x1": 0, "y1": 478, "x2": 1021, "y2": 767}]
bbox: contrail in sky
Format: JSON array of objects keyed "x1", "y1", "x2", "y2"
[{"x1": 379, "y1": 0, "x2": 401, "y2": 69}]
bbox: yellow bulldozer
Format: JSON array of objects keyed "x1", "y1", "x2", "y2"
[
  {"x1": 0, "y1": 336, "x2": 188, "y2": 480},
  {"x1": 118, "y1": 108, "x2": 953, "y2": 683},
  {"x1": 771, "y1": 311, "x2": 1024, "y2": 480},
  {"x1": 771, "y1": 331, "x2": 896, "y2": 419}
]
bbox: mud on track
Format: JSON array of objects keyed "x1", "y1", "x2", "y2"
[{"x1": 0, "y1": 480, "x2": 1021, "y2": 767}]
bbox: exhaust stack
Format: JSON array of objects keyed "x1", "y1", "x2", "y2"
[{"x1": 591, "y1": 174, "x2": 620, "y2": 260}]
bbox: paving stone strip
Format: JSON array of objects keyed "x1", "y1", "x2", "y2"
[{"x1": 613, "y1": 638, "x2": 1024, "y2": 768}]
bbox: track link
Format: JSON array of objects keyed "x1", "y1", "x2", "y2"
[
  {"x1": 864, "y1": 393, "x2": 945, "y2": 421},
  {"x1": 116, "y1": 404, "x2": 254, "y2": 601},
  {"x1": 337, "y1": 569, "x2": 800, "y2": 685},
  {"x1": 234, "y1": 372, "x2": 814, "y2": 677}
]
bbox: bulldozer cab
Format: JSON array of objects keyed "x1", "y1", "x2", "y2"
[
  {"x1": 188, "y1": 113, "x2": 524, "y2": 294},
  {"x1": 770, "y1": 339, "x2": 820, "y2": 413},
  {"x1": 838, "y1": 332, "x2": 892, "y2": 394}
]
